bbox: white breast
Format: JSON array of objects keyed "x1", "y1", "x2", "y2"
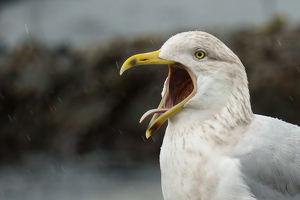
[{"x1": 159, "y1": 123, "x2": 256, "y2": 200}]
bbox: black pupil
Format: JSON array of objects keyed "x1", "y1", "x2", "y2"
[{"x1": 197, "y1": 52, "x2": 203, "y2": 57}]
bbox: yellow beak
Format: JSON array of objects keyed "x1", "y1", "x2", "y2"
[
  {"x1": 120, "y1": 50, "x2": 174, "y2": 75},
  {"x1": 120, "y1": 50, "x2": 197, "y2": 138}
]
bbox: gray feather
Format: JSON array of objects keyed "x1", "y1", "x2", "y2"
[{"x1": 240, "y1": 115, "x2": 300, "y2": 200}]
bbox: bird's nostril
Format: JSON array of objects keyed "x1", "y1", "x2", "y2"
[{"x1": 129, "y1": 59, "x2": 137, "y2": 65}]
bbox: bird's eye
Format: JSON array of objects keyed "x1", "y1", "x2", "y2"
[{"x1": 194, "y1": 50, "x2": 206, "y2": 59}]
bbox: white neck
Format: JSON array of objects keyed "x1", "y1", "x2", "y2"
[
  {"x1": 168, "y1": 68, "x2": 254, "y2": 137},
  {"x1": 160, "y1": 83, "x2": 255, "y2": 200}
]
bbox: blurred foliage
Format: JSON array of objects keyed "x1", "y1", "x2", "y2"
[
  {"x1": 0, "y1": 17, "x2": 299, "y2": 165},
  {"x1": 227, "y1": 16, "x2": 300, "y2": 125}
]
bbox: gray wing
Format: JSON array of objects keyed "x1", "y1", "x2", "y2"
[{"x1": 239, "y1": 115, "x2": 300, "y2": 200}]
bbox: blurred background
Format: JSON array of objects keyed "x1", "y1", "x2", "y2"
[{"x1": 0, "y1": 0, "x2": 299, "y2": 199}]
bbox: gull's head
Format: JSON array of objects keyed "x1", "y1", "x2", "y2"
[{"x1": 120, "y1": 31, "x2": 248, "y2": 138}]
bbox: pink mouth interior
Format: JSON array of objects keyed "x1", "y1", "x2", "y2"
[
  {"x1": 165, "y1": 66, "x2": 194, "y2": 108},
  {"x1": 140, "y1": 65, "x2": 194, "y2": 123}
]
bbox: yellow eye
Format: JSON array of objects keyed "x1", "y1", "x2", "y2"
[{"x1": 194, "y1": 50, "x2": 206, "y2": 59}]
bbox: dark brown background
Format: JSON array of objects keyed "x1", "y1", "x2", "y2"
[{"x1": 0, "y1": 16, "x2": 299, "y2": 167}]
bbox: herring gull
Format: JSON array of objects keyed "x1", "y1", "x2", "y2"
[{"x1": 120, "y1": 31, "x2": 300, "y2": 200}]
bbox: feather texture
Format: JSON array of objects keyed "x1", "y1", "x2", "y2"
[{"x1": 156, "y1": 31, "x2": 300, "y2": 200}]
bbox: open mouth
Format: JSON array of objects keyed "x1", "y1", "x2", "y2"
[
  {"x1": 140, "y1": 64, "x2": 196, "y2": 123},
  {"x1": 120, "y1": 49, "x2": 197, "y2": 138},
  {"x1": 166, "y1": 65, "x2": 194, "y2": 108}
]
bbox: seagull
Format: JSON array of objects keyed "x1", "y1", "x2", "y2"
[{"x1": 120, "y1": 31, "x2": 300, "y2": 200}]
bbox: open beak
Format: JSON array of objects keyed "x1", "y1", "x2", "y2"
[{"x1": 120, "y1": 50, "x2": 197, "y2": 138}]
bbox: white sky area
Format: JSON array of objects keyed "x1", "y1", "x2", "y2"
[{"x1": 0, "y1": 0, "x2": 299, "y2": 48}]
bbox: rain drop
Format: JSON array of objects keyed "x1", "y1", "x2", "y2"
[
  {"x1": 141, "y1": 136, "x2": 146, "y2": 142},
  {"x1": 24, "y1": 23, "x2": 29, "y2": 33},
  {"x1": 277, "y1": 39, "x2": 281, "y2": 46},
  {"x1": 8, "y1": 115, "x2": 13, "y2": 122}
]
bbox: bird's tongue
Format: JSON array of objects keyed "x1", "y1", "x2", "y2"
[
  {"x1": 140, "y1": 108, "x2": 169, "y2": 123},
  {"x1": 139, "y1": 66, "x2": 194, "y2": 124}
]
